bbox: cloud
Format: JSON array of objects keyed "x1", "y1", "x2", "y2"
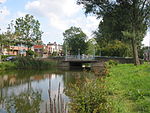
[
  {"x1": 68, "y1": 16, "x2": 100, "y2": 38},
  {"x1": 25, "y1": 0, "x2": 82, "y2": 31},
  {"x1": 16, "y1": 11, "x2": 26, "y2": 17},
  {"x1": 47, "y1": 13, "x2": 68, "y2": 31},
  {"x1": 25, "y1": 0, "x2": 80, "y2": 17},
  {"x1": 0, "y1": 6, "x2": 10, "y2": 32},
  {"x1": 62, "y1": 0, "x2": 80, "y2": 16},
  {"x1": 0, "y1": 0, "x2": 7, "y2": 3},
  {"x1": 25, "y1": 0, "x2": 100, "y2": 44},
  {"x1": 0, "y1": 6, "x2": 9, "y2": 16},
  {"x1": 0, "y1": 6, "x2": 10, "y2": 31},
  {"x1": 143, "y1": 31, "x2": 150, "y2": 46}
]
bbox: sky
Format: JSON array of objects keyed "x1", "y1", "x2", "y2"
[{"x1": 0, "y1": 0, "x2": 149, "y2": 46}]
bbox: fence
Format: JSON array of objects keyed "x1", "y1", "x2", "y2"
[{"x1": 65, "y1": 55, "x2": 95, "y2": 61}]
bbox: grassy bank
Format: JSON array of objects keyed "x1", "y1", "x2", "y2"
[
  {"x1": 0, "y1": 57, "x2": 57, "y2": 71},
  {"x1": 0, "y1": 62, "x2": 17, "y2": 70},
  {"x1": 106, "y1": 63, "x2": 150, "y2": 113},
  {"x1": 67, "y1": 63, "x2": 150, "y2": 113}
]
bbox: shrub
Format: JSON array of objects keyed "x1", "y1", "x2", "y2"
[
  {"x1": 65, "y1": 79, "x2": 111, "y2": 113},
  {"x1": 26, "y1": 49, "x2": 35, "y2": 56},
  {"x1": 14, "y1": 56, "x2": 55, "y2": 69},
  {"x1": 99, "y1": 60, "x2": 119, "y2": 77},
  {"x1": 105, "y1": 60, "x2": 118, "y2": 68},
  {"x1": 0, "y1": 62, "x2": 16, "y2": 70}
]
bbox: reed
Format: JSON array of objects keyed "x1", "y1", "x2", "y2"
[{"x1": 46, "y1": 75, "x2": 68, "y2": 113}]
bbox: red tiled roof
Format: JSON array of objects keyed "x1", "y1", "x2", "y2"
[{"x1": 34, "y1": 45, "x2": 43, "y2": 49}]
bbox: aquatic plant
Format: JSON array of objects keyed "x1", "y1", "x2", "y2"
[{"x1": 46, "y1": 76, "x2": 68, "y2": 113}]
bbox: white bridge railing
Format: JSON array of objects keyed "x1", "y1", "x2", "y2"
[{"x1": 65, "y1": 55, "x2": 95, "y2": 61}]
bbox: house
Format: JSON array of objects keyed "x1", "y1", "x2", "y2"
[
  {"x1": 33, "y1": 45, "x2": 44, "y2": 57},
  {"x1": 2, "y1": 42, "x2": 63, "y2": 57},
  {"x1": 3, "y1": 44, "x2": 28, "y2": 56},
  {"x1": 46, "y1": 42, "x2": 62, "y2": 56},
  {"x1": 144, "y1": 49, "x2": 150, "y2": 61}
]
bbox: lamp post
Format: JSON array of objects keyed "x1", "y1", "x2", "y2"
[
  {"x1": 93, "y1": 46, "x2": 96, "y2": 60},
  {"x1": 78, "y1": 48, "x2": 80, "y2": 59},
  {"x1": 65, "y1": 45, "x2": 67, "y2": 61},
  {"x1": 94, "y1": 47, "x2": 95, "y2": 58}
]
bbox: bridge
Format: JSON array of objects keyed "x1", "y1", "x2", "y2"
[
  {"x1": 58, "y1": 55, "x2": 134, "y2": 69},
  {"x1": 61, "y1": 55, "x2": 99, "y2": 68}
]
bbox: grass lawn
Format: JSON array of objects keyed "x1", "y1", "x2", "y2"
[{"x1": 106, "y1": 63, "x2": 150, "y2": 113}]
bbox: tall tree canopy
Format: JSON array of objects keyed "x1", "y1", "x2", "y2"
[
  {"x1": 63, "y1": 26, "x2": 88, "y2": 55},
  {"x1": 14, "y1": 14, "x2": 43, "y2": 48},
  {"x1": 77, "y1": 0, "x2": 150, "y2": 65}
]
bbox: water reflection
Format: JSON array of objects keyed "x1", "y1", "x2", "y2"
[
  {"x1": 0, "y1": 69, "x2": 94, "y2": 113},
  {"x1": 1, "y1": 89, "x2": 41, "y2": 113}
]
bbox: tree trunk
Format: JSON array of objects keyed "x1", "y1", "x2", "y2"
[{"x1": 131, "y1": 39, "x2": 140, "y2": 65}]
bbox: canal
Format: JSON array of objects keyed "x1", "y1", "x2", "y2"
[{"x1": 0, "y1": 68, "x2": 95, "y2": 113}]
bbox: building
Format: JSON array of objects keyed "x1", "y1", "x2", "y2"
[
  {"x1": 3, "y1": 44, "x2": 28, "y2": 56},
  {"x1": 2, "y1": 42, "x2": 63, "y2": 57},
  {"x1": 144, "y1": 49, "x2": 150, "y2": 61},
  {"x1": 46, "y1": 42, "x2": 62, "y2": 56},
  {"x1": 33, "y1": 45, "x2": 44, "y2": 57}
]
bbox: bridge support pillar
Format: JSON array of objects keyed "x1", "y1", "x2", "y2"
[{"x1": 59, "y1": 61, "x2": 70, "y2": 67}]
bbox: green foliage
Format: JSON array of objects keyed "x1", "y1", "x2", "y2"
[
  {"x1": 105, "y1": 60, "x2": 118, "y2": 68},
  {"x1": 100, "y1": 40, "x2": 130, "y2": 57},
  {"x1": 0, "y1": 62, "x2": 17, "y2": 70},
  {"x1": 77, "y1": 0, "x2": 150, "y2": 65},
  {"x1": 0, "y1": 34, "x2": 13, "y2": 62},
  {"x1": 106, "y1": 63, "x2": 150, "y2": 112},
  {"x1": 52, "y1": 52, "x2": 58, "y2": 56},
  {"x1": 14, "y1": 57, "x2": 56, "y2": 69},
  {"x1": 86, "y1": 38, "x2": 98, "y2": 55},
  {"x1": 5, "y1": 90, "x2": 42, "y2": 113},
  {"x1": 66, "y1": 79, "x2": 111, "y2": 113},
  {"x1": 26, "y1": 49, "x2": 35, "y2": 56},
  {"x1": 93, "y1": 60, "x2": 118, "y2": 77},
  {"x1": 0, "y1": 57, "x2": 57, "y2": 70},
  {"x1": 14, "y1": 14, "x2": 43, "y2": 48},
  {"x1": 93, "y1": 4, "x2": 133, "y2": 57},
  {"x1": 63, "y1": 26, "x2": 88, "y2": 55}
]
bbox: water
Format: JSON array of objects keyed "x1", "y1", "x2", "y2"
[{"x1": 0, "y1": 69, "x2": 94, "y2": 113}]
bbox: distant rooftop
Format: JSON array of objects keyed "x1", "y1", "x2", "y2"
[
  {"x1": 34, "y1": 45, "x2": 43, "y2": 49},
  {"x1": 47, "y1": 42, "x2": 62, "y2": 46}
]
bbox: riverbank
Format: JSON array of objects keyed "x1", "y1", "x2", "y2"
[
  {"x1": 67, "y1": 63, "x2": 150, "y2": 113},
  {"x1": 0, "y1": 57, "x2": 57, "y2": 71},
  {"x1": 106, "y1": 63, "x2": 150, "y2": 113}
]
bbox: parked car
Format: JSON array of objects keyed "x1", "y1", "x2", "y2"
[{"x1": 5, "y1": 56, "x2": 16, "y2": 61}]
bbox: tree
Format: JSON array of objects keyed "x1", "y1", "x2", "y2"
[
  {"x1": 63, "y1": 26, "x2": 88, "y2": 55},
  {"x1": 101, "y1": 40, "x2": 129, "y2": 57},
  {"x1": 77, "y1": 0, "x2": 150, "y2": 65},
  {"x1": 86, "y1": 38, "x2": 99, "y2": 55},
  {"x1": 5, "y1": 90, "x2": 42, "y2": 113},
  {"x1": 14, "y1": 14, "x2": 43, "y2": 49},
  {"x1": 93, "y1": 2, "x2": 133, "y2": 57},
  {"x1": 0, "y1": 34, "x2": 6, "y2": 62},
  {"x1": 121, "y1": 1, "x2": 149, "y2": 65}
]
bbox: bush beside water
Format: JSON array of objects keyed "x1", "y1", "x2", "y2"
[
  {"x1": 65, "y1": 79, "x2": 112, "y2": 113},
  {"x1": 0, "y1": 57, "x2": 57, "y2": 70},
  {"x1": 0, "y1": 62, "x2": 17, "y2": 70}
]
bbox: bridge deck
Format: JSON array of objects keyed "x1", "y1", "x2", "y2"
[{"x1": 63, "y1": 60, "x2": 98, "y2": 63}]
